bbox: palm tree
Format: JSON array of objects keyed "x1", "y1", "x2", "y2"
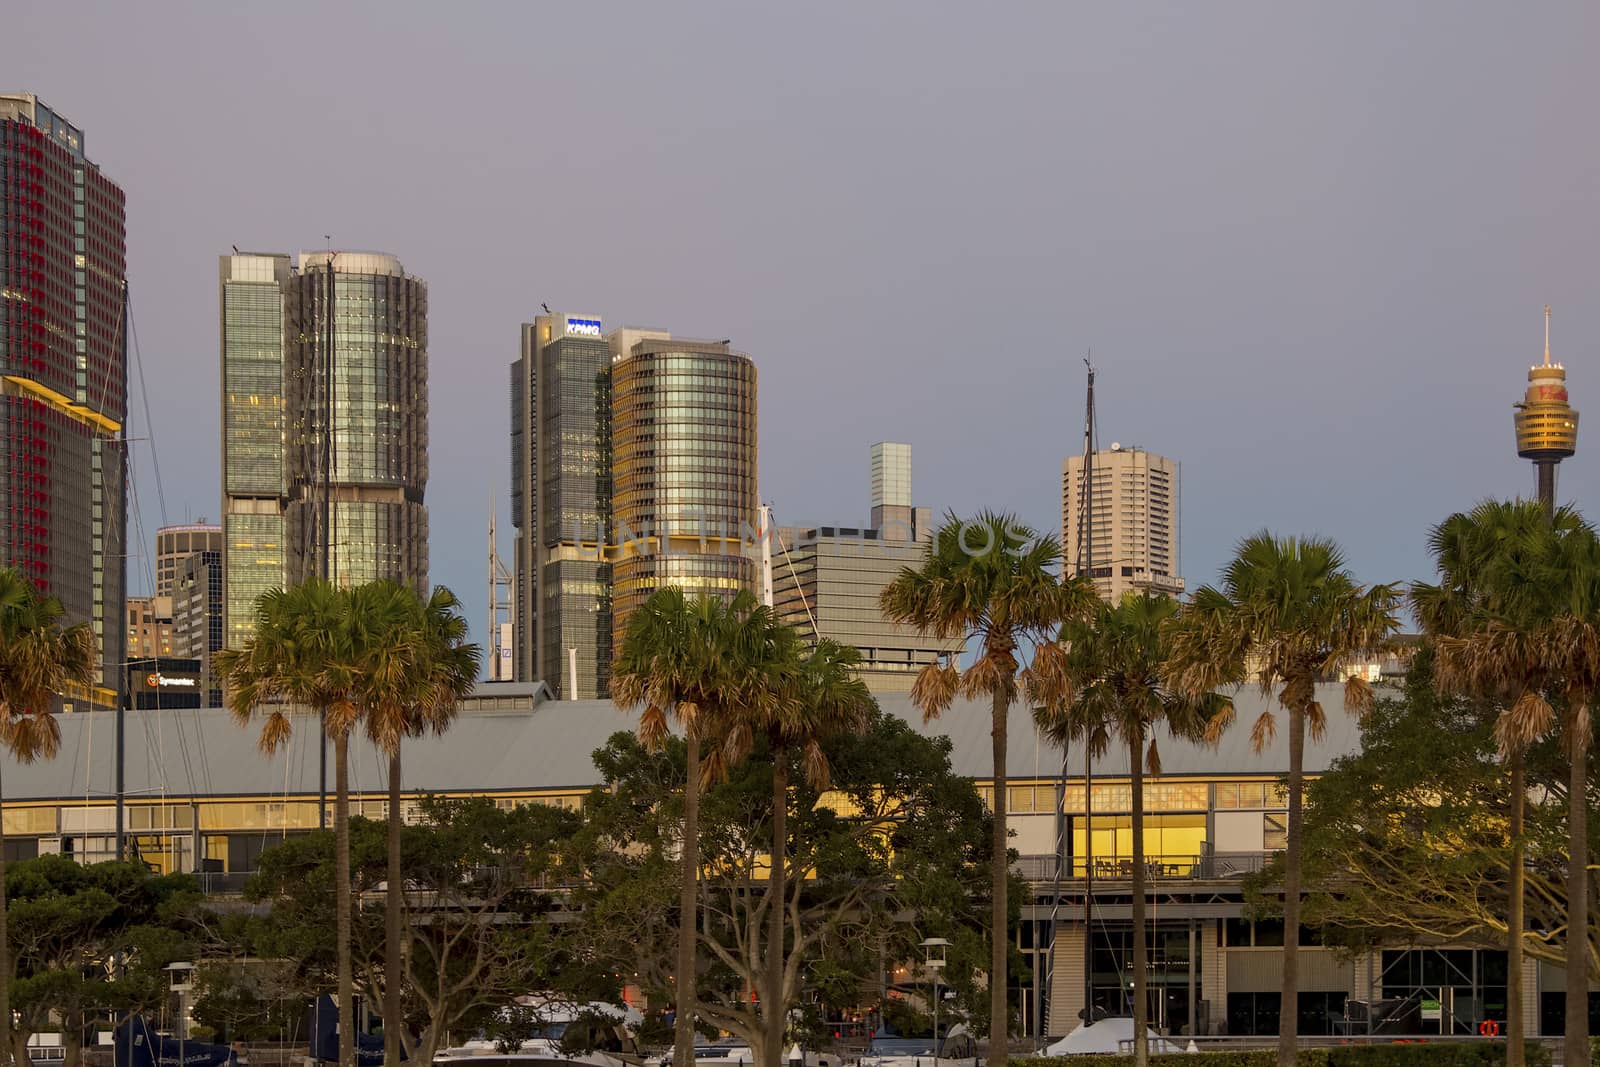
[
  {"x1": 216, "y1": 579, "x2": 365, "y2": 1067},
  {"x1": 1411, "y1": 500, "x2": 1591, "y2": 1067},
  {"x1": 881, "y1": 512, "x2": 1097, "y2": 1065},
  {"x1": 1165, "y1": 533, "x2": 1398, "y2": 1067},
  {"x1": 357, "y1": 583, "x2": 479, "y2": 1067},
  {"x1": 1035, "y1": 593, "x2": 1227, "y2": 1067},
  {"x1": 716, "y1": 638, "x2": 873, "y2": 1067},
  {"x1": 0, "y1": 570, "x2": 95, "y2": 1067},
  {"x1": 611, "y1": 588, "x2": 782, "y2": 1067}
]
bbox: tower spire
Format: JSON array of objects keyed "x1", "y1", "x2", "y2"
[{"x1": 1544, "y1": 304, "x2": 1552, "y2": 366}]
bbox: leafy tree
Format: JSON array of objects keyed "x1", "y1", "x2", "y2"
[
  {"x1": 881, "y1": 511, "x2": 1096, "y2": 1064},
  {"x1": 572, "y1": 711, "x2": 1009, "y2": 1067},
  {"x1": 1167, "y1": 532, "x2": 1399, "y2": 1067},
  {"x1": 244, "y1": 797, "x2": 588, "y2": 1066},
  {"x1": 1035, "y1": 593, "x2": 1226, "y2": 1067},
  {"x1": 1412, "y1": 500, "x2": 1592, "y2": 1063},
  {"x1": 1414, "y1": 502, "x2": 1600, "y2": 1063},
  {"x1": 6, "y1": 857, "x2": 199, "y2": 1067},
  {"x1": 1290, "y1": 651, "x2": 1600, "y2": 986},
  {"x1": 0, "y1": 569, "x2": 96, "y2": 1067},
  {"x1": 610, "y1": 588, "x2": 791, "y2": 1067},
  {"x1": 189, "y1": 959, "x2": 308, "y2": 1045},
  {"x1": 715, "y1": 638, "x2": 873, "y2": 1067}
]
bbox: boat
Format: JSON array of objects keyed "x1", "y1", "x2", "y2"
[
  {"x1": 857, "y1": 1025, "x2": 978, "y2": 1067},
  {"x1": 432, "y1": 999, "x2": 646, "y2": 1067}
]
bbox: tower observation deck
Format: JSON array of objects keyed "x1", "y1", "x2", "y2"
[{"x1": 1514, "y1": 305, "x2": 1578, "y2": 511}]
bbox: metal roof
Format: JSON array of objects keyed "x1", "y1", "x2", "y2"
[{"x1": 3, "y1": 683, "x2": 1372, "y2": 804}]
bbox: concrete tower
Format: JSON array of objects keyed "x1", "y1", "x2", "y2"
[{"x1": 1514, "y1": 305, "x2": 1578, "y2": 514}]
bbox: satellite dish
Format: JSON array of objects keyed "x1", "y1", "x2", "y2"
[{"x1": 1110, "y1": 441, "x2": 1122, "y2": 451}]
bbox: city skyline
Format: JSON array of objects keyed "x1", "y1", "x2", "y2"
[{"x1": 2, "y1": 4, "x2": 1595, "y2": 658}]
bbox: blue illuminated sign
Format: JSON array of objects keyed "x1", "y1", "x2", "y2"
[{"x1": 566, "y1": 317, "x2": 602, "y2": 337}]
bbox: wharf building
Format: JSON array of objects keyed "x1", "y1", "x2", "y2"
[
  {"x1": 6, "y1": 682, "x2": 1589, "y2": 1038},
  {"x1": 0, "y1": 93, "x2": 127, "y2": 704}
]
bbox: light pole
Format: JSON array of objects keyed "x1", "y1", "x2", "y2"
[
  {"x1": 921, "y1": 938, "x2": 950, "y2": 1058},
  {"x1": 165, "y1": 961, "x2": 195, "y2": 1064}
]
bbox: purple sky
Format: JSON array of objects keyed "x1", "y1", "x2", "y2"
[{"x1": 6, "y1": 2, "x2": 1598, "y2": 652}]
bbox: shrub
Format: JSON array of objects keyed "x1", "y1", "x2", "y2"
[
  {"x1": 1014, "y1": 1043, "x2": 1545, "y2": 1067},
  {"x1": 1325, "y1": 1043, "x2": 1550, "y2": 1067}
]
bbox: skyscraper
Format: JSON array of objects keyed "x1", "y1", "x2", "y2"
[
  {"x1": 172, "y1": 550, "x2": 223, "y2": 705},
  {"x1": 773, "y1": 444, "x2": 942, "y2": 691},
  {"x1": 221, "y1": 251, "x2": 429, "y2": 645},
  {"x1": 285, "y1": 252, "x2": 428, "y2": 590},
  {"x1": 609, "y1": 332, "x2": 758, "y2": 652},
  {"x1": 221, "y1": 252, "x2": 291, "y2": 648},
  {"x1": 0, "y1": 93, "x2": 127, "y2": 700},
  {"x1": 155, "y1": 522, "x2": 222, "y2": 599},
  {"x1": 1061, "y1": 444, "x2": 1182, "y2": 601},
  {"x1": 870, "y1": 441, "x2": 914, "y2": 534},
  {"x1": 510, "y1": 312, "x2": 612, "y2": 698}
]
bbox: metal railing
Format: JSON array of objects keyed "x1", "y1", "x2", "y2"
[{"x1": 1012, "y1": 851, "x2": 1271, "y2": 883}]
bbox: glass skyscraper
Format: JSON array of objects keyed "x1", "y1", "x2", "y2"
[
  {"x1": 221, "y1": 251, "x2": 429, "y2": 646},
  {"x1": 284, "y1": 252, "x2": 428, "y2": 590},
  {"x1": 220, "y1": 253, "x2": 291, "y2": 647},
  {"x1": 0, "y1": 93, "x2": 127, "y2": 703},
  {"x1": 511, "y1": 313, "x2": 612, "y2": 698},
  {"x1": 609, "y1": 335, "x2": 758, "y2": 648}
]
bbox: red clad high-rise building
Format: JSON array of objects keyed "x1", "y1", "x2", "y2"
[{"x1": 0, "y1": 93, "x2": 127, "y2": 703}]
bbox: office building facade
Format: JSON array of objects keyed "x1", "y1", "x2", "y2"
[
  {"x1": 220, "y1": 253, "x2": 291, "y2": 647},
  {"x1": 773, "y1": 444, "x2": 941, "y2": 691},
  {"x1": 126, "y1": 596, "x2": 174, "y2": 660},
  {"x1": 1061, "y1": 444, "x2": 1182, "y2": 601},
  {"x1": 284, "y1": 252, "x2": 428, "y2": 590},
  {"x1": 510, "y1": 313, "x2": 612, "y2": 698},
  {"x1": 155, "y1": 523, "x2": 222, "y2": 599},
  {"x1": 222, "y1": 251, "x2": 429, "y2": 645},
  {"x1": 609, "y1": 334, "x2": 758, "y2": 649},
  {"x1": 172, "y1": 550, "x2": 223, "y2": 705},
  {"x1": 0, "y1": 93, "x2": 127, "y2": 699}
]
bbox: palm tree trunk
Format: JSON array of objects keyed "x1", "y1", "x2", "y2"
[
  {"x1": 988, "y1": 685, "x2": 1009, "y2": 1067},
  {"x1": 675, "y1": 732, "x2": 701, "y2": 1067},
  {"x1": 385, "y1": 745, "x2": 403, "y2": 1067},
  {"x1": 765, "y1": 754, "x2": 788, "y2": 1067},
  {"x1": 1129, "y1": 736, "x2": 1148, "y2": 1067},
  {"x1": 1506, "y1": 752, "x2": 1525, "y2": 1067},
  {"x1": 1279, "y1": 703, "x2": 1305, "y2": 1067},
  {"x1": 0, "y1": 758, "x2": 10, "y2": 1067},
  {"x1": 335, "y1": 729, "x2": 355, "y2": 1067},
  {"x1": 1564, "y1": 714, "x2": 1590, "y2": 1067}
]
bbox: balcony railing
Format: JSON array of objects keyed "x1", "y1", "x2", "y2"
[{"x1": 1013, "y1": 851, "x2": 1271, "y2": 883}]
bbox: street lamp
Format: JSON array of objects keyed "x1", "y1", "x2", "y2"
[
  {"x1": 165, "y1": 962, "x2": 195, "y2": 1066},
  {"x1": 921, "y1": 938, "x2": 950, "y2": 1057}
]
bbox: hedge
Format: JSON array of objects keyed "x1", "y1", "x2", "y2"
[{"x1": 1013, "y1": 1043, "x2": 1549, "y2": 1067}]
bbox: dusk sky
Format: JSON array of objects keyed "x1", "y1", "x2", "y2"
[{"x1": 5, "y1": 2, "x2": 1597, "y2": 653}]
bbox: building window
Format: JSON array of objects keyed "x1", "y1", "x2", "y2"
[{"x1": 1263, "y1": 813, "x2": 1287, "y2": 851}]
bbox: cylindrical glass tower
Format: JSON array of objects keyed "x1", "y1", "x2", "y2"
[
  {"x1": 609, "y1": 337, "x2": 757, "y2": 645},
  {"x1": 284, "y1": 251, "x2": 429, "y2": 591}
]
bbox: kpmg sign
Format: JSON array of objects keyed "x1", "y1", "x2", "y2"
[{"x1": 564, "y1": 316, "x2": 603, "y2": 337}]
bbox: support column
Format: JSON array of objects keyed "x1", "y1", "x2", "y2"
[
  {"x1": 1050, "y1": 926, "x2": 1086, "y2": 1038},
  {"x1": 1200, "y1": 921, "x2": 1225, "y2": 1036}
]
